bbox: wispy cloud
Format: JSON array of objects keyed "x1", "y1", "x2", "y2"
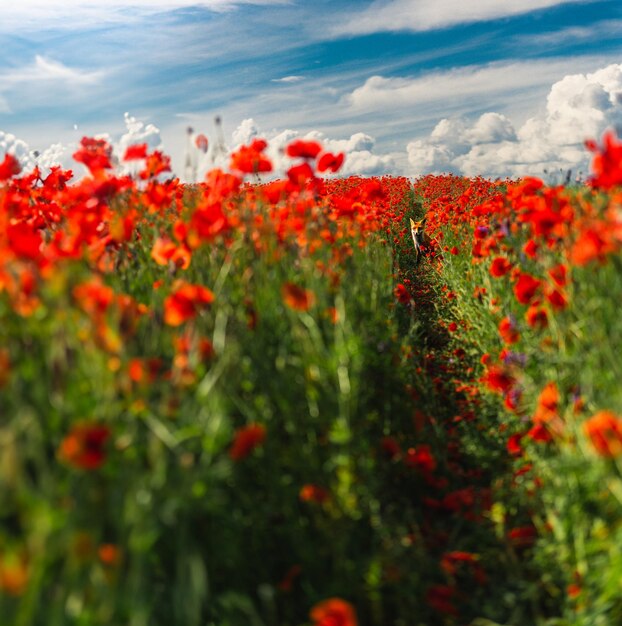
[
  {"x1": 332, "y1": 0, "x2": 598, "y2": 36},
  {"x1": 512, "y1": 19, "x2": 622, "y2": 48},
  {"x1": 345, "y1": 56, "x2": 618, "y2": 116},
  {"x1": 0, "y1": 55, "x2": 105, "y2": 86},
  {"x1": 272, "y1": 75, "x2": 304, "y2": 83},
  {"x1": 0, "y1": 56, "x2": 108, "y2": 119},
  {"x1": 0, "y1": 0, "x2": 291, "y2": 30}
]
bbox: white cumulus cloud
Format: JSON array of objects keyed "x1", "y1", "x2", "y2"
[
  {"x1": 185, "y1": 119, "x2": 403, "y2": 180},
  {"x1": 0, "y1": 113, "x2": 163, "y2": 179},
  {"x1": 252, "y1": 122, "x2": 402, "y2": 177},
  {"x1": 0, "y1": 132, "x2": 36, "y2": 171},
  {"x1": 406, "y1": 63, "x2": 622, "y2": 179}
]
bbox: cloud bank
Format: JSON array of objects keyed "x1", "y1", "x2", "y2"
[
  {"x1": 3, "y1": 63, "x2": 621, "y2": 182},
  {"x1": 189, "y1": 118, "x2": 401, "y2": 179},
  {"x1": 0, "y1": 113, "x2": 163, "y2": 179},
  {"x1": 406, "y1": 63, "x2": 622, "y2": 179}
]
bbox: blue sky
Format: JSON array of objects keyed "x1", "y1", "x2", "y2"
[{"x1": 0, "y1": 0, "x2": 621, "y2": 178}]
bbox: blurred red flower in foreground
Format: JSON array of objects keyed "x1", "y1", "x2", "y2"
[
  {"x1": 490, "y1": 256, "x2": 512, "y2": 278},
  {"x1": 229, "y1": 423, "x2": 266, "y2": 461},
  {"x1": 508, "y1": 525, "x2": 537, "y2": 548},
  {"x1": 310, "y1": 598, "x2": 358, "y2": 626},
  {"x1": 586, "y1": 130, "x2": 622, "y2": 189},
  {"x1": 73, "y1": 137, "x2": 113, "y2": 175},
  {"x1": 58, "y1": 423, "x2": 111, "y2": 470},
  {"x1": 513, "y1": 273, "x2": 541, "y2": 305},
  {"x1": 164, "y1": 281, "x2": 214, "y2": 326},
  {"x1": 139, "y1": 150, "x2": 171, "y2": 180},
  {"x1": 0, "y1": 552, "x2": 29, "y2": 596},
  {"x1": 525, "y1": 305, "x2": 548, "y2": 329},
  {"x1": 282, "y1": 282, "x2": 315, "y2": 312},
  {"x1": 481, "y1": 364, "x2": 515, "y2": 395},
  {"x1": 123, "y1": 143, "x2": 148, "y2": 161},
  {"x1": 98, "y1": 543, "x2": 122, "y2": 567},
  {"x1": 299, "y1": 484, "x2": 330, "y2": 504},
  {"x1": 318, "y1": 152, "x2": 345, "y2": 173},
  {"x1": 286, "y1": 139, "x2": 322, "y2": 160},
  {"x1": 498, "y1": 316, "x2": 519, "y2": 345},
  {"x1": 230, "y1": 139, "x2": 272, "y2": 174},
  {"x1": 583, "y1": 410, "x2": 622, "y2": 457},
  {"x1": 0, "y1": 153, "x2": 21, "y2": 181}
]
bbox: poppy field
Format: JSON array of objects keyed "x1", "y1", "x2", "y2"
[{"x1": 1, "y1": 131, "x2": 622, "y2": 626}]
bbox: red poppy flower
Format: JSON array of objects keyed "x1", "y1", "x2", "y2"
[
  {"x1": 310, "y1": 598, "x2": 357, "y2": 626},
  {"x1": 73, "y1": 278, "x2": 115, "y2": 317},
  {"x1": 282, "y1": 282, "x2": 315, "y2": 312},
  {"x1": 123, "y1": 143, "x2": 148, "y2": 161},
  {"x1": 525, "y1": 305, "x2": 548, "y2": 329},
  {"x1": 534, "y1": 383, "x2": 559, "y2": 421},
  {"x1": 0, "y1": 552, "x2": 29, "y2": 596},
  {"x1": 195, "y1": 133, "x2": 209, "y2": 153},
  {"x1": 587, "y1": 130, "x2": 622, "y2": 189},
  {"x1": 545, "y1": 287, "x2": 568, "y2": 310},
  {"x1": 583, "y1": 410, "x2": 622, "y2": 457},
  {"x1": 286, "y1": 139, "x2": 322, "y2": 159},
  {"x1": 318, "y1": 152, "x2": 345, "y2": 173},
  {"x1": 299, "y1": 484, "x2": 330, "y2": 504},
  {"x1": 513, "y1": 273, "x2": 541, "y2": 305},
  {"x1": 507, "y1": 433, "x2": 524, "y2": 456},
  {"x1": 73, "y1": 137, "x2": 113, "y2": 175},
  {"x1": 164, "y1": 281, "x2": 214, "y2": 326},
  {"x1": 481, "y1": 364, "x2": 515, "y2": 394},
  {"x1": 507, "y1": 525, "x2": 537, "y2": 547},
  {"x1": 498, "y1": 316, "x2": 519, "y2": 344},
  {"x1": 58, "y1": 422, "x2": 111, "y2": 470},
  {"x1": 440, "y1": 551, "x2": 478, "y2": 576},
  {"x1": 526, "y1": 423, "x2": 553, "y2": 443},
  {"x1": 230, "y1": 139, "x2": 272, "y2": 174},
  {"x1": 394, "y1": 283, "x2": 411, "y2": 304},
  {"x1": 151, "y1": 237, "x2": 191, "y2": 269},
  {"x1": 523, "y1": 239, "x2": 539, "y2": 259},
  {"x1": 229, "y1": 423, "x2": 266, "y2": 461},
  {"x1": 0, "y1": 153, "x2": 21, "y2": 181},
  {"x1": 570, "y1": 225, "x2": 611, "y2": 265},
  {"x1": 404, "y1": 444, "x2": 436, "y2": 473},
  {"x1": 548, "y1": 264, "x2": 568, "y2": 287},
  {"x1": 98, "y1": 544, "x2": 122, "y2": 567},
  {"x1": 490, "y1": 257, "x2": 512, "y2": 278},
  {"x1": 139, "y1": 150, "x2": 171, "y2": 180},
  {"x1": 287, "y1": 162, "x2": 315, "y2": 187},
  {"x1": 7, "y1": 222, "x2": 42, "y2": 260}
]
